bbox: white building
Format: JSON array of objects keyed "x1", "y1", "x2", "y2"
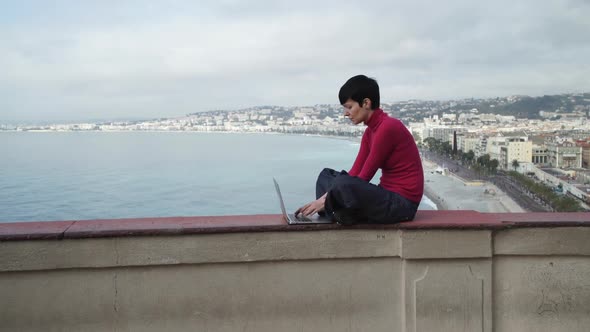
[
  {"x1": 456, "y1": 133, "x2": 480, "y2": 154},
  {"x1": 486, "y1": 132, "x2": 532, "y2": 169},
  {"x1": 547, "y1": 141, "x2": 584, "y2": 169},
  {"x1": 426, "y1": 126, "x2": 465, "y2": 143},
  {"x1": 504, "y1": 135, "x2": 533, "y2": 169}
]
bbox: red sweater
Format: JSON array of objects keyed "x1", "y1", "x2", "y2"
[{"x1": 349, "y1": 109, "x2": 424, "y2": 203}]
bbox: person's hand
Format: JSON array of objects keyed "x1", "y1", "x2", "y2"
[{"x1": 295, "y1": 197, "x2": 325, "y2": 217}]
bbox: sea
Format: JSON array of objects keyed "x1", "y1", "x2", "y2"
[{"x1": 0, "y1": 131, "x2": 435, "y2": 223}]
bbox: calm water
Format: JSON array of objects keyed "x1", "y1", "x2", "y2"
[{"x1": 0, "y1": 132, "x2": 433, "y2": 222}]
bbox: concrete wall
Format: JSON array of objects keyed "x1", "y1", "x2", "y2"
[{"x1": 1, "y1": 225, "x2": 590, "y2": 331}]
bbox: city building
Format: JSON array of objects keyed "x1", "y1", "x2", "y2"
[
  {"x1": 475, "y1": 135, "x2": 489, "y2": 158},
  {"x1": 504, "y1": 132, "x2": 533, "y2": 169},
  {"x1": 547, "y1": 141, "x2": 584, "y2": 169},
  {"x1": 426, "y1": 126, "x2": 465, "y2": 143},
  {"x1": 486, "y1": 132, "x2": 532, "y2": 170},
  {"x1": 531, "y1": 136, "x2": 549, "y2": 165},
  {"x1": 575, "y1": 139, "x2": 590, "y2": 168},
  {"x1": 455, "y1": 132, "x2": 480, "y2": 154}
]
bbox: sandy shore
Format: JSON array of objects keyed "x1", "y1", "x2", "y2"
[{"x1": 422, "y1": 159, "x2": 524, "y2": 213}]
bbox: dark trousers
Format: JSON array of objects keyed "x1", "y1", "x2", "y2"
[{"x1": 317, "y1": 168, "x2": 419, "y2": 224}]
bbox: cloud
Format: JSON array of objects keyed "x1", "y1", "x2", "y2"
[{"x1": 1, "y1": 0, "x2": 589, "y2": 122}]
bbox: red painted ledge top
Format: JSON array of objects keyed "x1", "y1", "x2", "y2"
[{"x1": 1, "y1": 211, "x2": 590, "y2": 241}]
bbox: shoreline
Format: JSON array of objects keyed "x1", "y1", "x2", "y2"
[
  {"x1": 0, "y1": 129, "x2": 363, "y2": 141},
  {"x1": 424, "y1": 183, "x2": 448, "y2": 210},
  {"x1": 422, "y1": 158, "x2": 524, "y2": 213},
  {"x1": 3, "y1": 130, "x2": 522, "y2": 213}
]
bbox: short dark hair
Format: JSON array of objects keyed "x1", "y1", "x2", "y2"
[{"x1": 338, "y1": 75, "x2": 380, "y2": 110}]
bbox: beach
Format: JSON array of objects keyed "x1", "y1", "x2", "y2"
[{"x1": 422, "y1": 159, "x2": 524, "y2": 213}]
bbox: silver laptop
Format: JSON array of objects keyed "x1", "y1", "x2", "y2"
[{"x1": 273, "y1": 178, "x2": 332, "y2": 225}]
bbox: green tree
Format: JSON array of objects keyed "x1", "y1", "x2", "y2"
[
  {"x1": 508, "y1": 171, "x2": 584, "y2": 212},
  {"x1": 441, "y1": 141, "x2": 453, "y2": 156},
  {"x1": 477, "y1": 154, "x2": 491, "y2": 167},
  {"x1": 459, "y1": 151, "x2": 468, "y2": 162},
  {"x1": 475, "y1": 154, "x2": 492, "y2": 175},
  {"x1": 412, "y1": 131, "x2": 422, "y2": 144},
  {"x1": 489, "y1": 159, "x2": 500, "y2": 174},
  {"x1": 424, "y1": 137, "x2": 437, "y2": 151},
  {"x1": 465, "y1": 150, "x2": 475, "y2": 165}
]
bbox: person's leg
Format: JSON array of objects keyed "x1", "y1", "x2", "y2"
[
  {"x1": 315, "y1": 168, "x2": 342, "y2": 217},
  {"x1": 326, "y1": 174, "x2": 419, "y2": 224},
  {"x1": 315, "y1": 168, "x2": 341, "y2": 199}
]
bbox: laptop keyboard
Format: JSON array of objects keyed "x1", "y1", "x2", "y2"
[{"x1": 295, "y1": 215, "x2": 312, "y2": 222}]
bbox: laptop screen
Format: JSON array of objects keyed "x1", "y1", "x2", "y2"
[{"x1": 273, "y1": 178, "x2": 289, "y2": 218}]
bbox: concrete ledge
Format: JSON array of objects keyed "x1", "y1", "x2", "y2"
[
  {"x1": 2, "y1": 211, "x2": 590, "y2": 331},
  {"x1": 494, "y1": 227, "x2": 590, "y2": 256},
  {"x1": 401, "y1": 230, "x2": 492, "y2": 259},
  {"x1": 0, "y1": 230, "x2": 401, "y2": 272},
  {"x1": 495, "y1": 212, "x2": 590, "y2": 226},
  {"x1": 0, "y1": 220, "x2": 76, "y2": 241},
  {"x1": 4, "y1": 211, "x2": 590, "y2": 242}
]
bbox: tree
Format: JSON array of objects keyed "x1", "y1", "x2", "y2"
[
  {"x1": 412, "y1": 131, "x2": 422, "y2": 145},
  {"x1": 424, "y1": 137, "x2": 438, "y2": 151},
  {"x1": 465, "y1": 150, "x2": 475, "y2": 165},
  {"x1": 508, "y1": 171, "x2": 584, "y2": 212},
  {"x1": 477, "y1": 154, "x2": 491, "y2": 167},
  {"x1": 512, "y1": 159, "x2": 520, "y2": 172},
  {"x1": 441, "y1": 141, "x2": 453, "y2": 156},
  {"x1": 489, "y1": 159, "x2": 500, "y2": 174},
  {"x1": 459, "y1": 151, "x2": 468, "y2": 162},
  {"x1": 474, "y1": 154, "x2": 492, "y2": 175}
]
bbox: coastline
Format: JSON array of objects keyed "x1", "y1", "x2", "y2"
[
  {"x1": 2, "y1": 130, "x2": 522, "y2": 213},
  {"x1": 423, "y1": 183, "x2": 448, "y2": 210},
  {"x1": 0, "y1": 129, "x2": 363, "y2": 142},
  {"x1": 422, "y1": 158, "x2": 525, "y2": 213}
]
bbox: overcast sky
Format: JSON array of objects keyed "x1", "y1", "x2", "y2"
[{"x1": 1, "y1": 0, "x2": 590, "y2": 123}]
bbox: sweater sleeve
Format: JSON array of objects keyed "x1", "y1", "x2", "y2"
[
  {"x1": 357, "y1": 122, "x2": 397, "y2": 181},
  {"x1": 348, "y1": 131, "x2": 370, "y2": 177}
]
